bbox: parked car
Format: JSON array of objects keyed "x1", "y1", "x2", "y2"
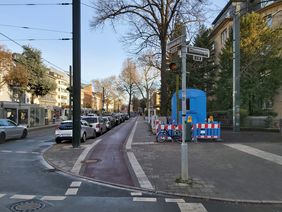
[
  {"x1": 55, "y1": 120, "x2": 96, "y2": 144},
  {"x1": 81, "y1": 116, "x2": 107, "y2": 135},
  {"x1": 0, "y1": 119, "x2": 28, "y2": 143},
  {"x1": 102, "y1": 116, "x2": 112, "y2": 130}
]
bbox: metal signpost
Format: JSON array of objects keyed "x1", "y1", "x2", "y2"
[{"x1": 167, "y1": 27, "x2": 210, "y2": 181}]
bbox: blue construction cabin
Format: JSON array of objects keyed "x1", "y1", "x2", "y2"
[{"x1": 171, "y1": 88, "x2": 206, "y2": 124}]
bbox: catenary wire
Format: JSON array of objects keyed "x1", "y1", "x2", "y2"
[
  {"x1": 0, "y1": 32, "x2": 68, "y2": 72},
  {"x1": 0, "y1": 24, "x2": 72, "y2": 34},
  {"x1": 0, "y1": 38, "x2": 72, "y2": 41},
  {"x1": 0, "y1": 3, "x2": 71, "y2": 6}
]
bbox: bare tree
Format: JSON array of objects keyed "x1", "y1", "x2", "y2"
[
  {"x1": 92, "y1": 75, "x2": 117, "y2": 111},
  {"x1": 91, "y1": 0, "x2": 205, "y2": 115},
  {"x1": 117, "y1": 58, "x2": 138, "y2": 115},
  {"x1": 135, "y1": 53, "x2": 160, "y2": 117}
]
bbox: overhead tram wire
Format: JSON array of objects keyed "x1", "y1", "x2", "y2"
[
  {"x1": 0, "y1": 3, "x2": 71, "y2": 6},
  {"x1": 0, "y1": 24, "x2": 72, "y2": 34},
  {"x1": 0, "y1": 38, "x2": 72, "y2": 41},
  {"x1": 81, "y1": 2, "x2": 94, "y2": 9},
  {"x1": 0, "y1": 32, "x2": 68, "y2": 72}
]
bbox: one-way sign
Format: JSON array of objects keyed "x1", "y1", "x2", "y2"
[{"x1": 187, "y1": 46, "x2": 210, "y2": 58}]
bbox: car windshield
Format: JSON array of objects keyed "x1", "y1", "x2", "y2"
[{"x1": 81, "y1": 117, "x2": 98, "y2": 123}]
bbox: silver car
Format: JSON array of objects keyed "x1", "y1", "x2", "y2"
[
  {"x1": 0, "y1": 119, "x2": 28, "y2": 143},
  {"x1": 55, "y1": 120, "x2": 96, "y2": 144},
  {"x1": 81, "y1": 116, "x2": 107, "y2": 135}
]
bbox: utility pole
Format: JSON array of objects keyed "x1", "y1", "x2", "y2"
[
  {"x1": 233, "y1": 1, "x2": 240, "y2": 132},
  {"x1": 69, "y1": 65, "x2": 72, "y2": 120},
  {"x1": 72, "y1": 0, "x2": 81, "y2": 148},
  {"x1": 180, "y1": 26, "x2": 188, "y2": 181}
]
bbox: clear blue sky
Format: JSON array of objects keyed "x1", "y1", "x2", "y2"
[{"x1": 0, "y1": 0, "x2": 227, "y2": 84}]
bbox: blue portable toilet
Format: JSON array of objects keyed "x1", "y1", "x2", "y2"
[{"x1": 171, "y1": 89, "x2": 206, "y2": 124}]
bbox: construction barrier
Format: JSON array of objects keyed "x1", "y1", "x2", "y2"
[
  {"x1": 193, "y1": 122, "x2": 221, "y2": 140},
  {"x1": 154, "y1": 120, "x2": 221, "y2": 141}
]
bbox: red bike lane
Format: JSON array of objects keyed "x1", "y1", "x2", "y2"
[{"x1": 82, "y1": 118, "x2": 136, "y2": 186}]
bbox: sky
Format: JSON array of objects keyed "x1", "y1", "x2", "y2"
[{"x1": 0, "y1": 0, "x2": 228, "y2": 84}]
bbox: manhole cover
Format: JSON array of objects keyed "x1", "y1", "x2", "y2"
[
  {"x1": 81, "y1": 159, "x2": 101, "y2": 164},
  {"x1": 9, "y1": 199, "x2": 49, "y2": 212}
]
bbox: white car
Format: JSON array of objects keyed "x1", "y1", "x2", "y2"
[
  {"x1": 0, "y1": 119, "x2": 28, "y2": 143},
  {"x1": 55, "y1": 120, "x2": 96, "y2": 144},
  {"x1": 81, "y1": 116, "x2": 107, "y2": 135}
]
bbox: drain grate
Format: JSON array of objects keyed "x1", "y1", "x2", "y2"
[{"x1": 9, "y1": 199, "x2": 49, "y2": 212}]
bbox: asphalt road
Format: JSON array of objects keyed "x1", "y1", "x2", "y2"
[{"x1": 0, "y1": 125, "x2": 281, "y2": 212}]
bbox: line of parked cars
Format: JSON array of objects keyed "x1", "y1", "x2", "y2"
[{"x1": 55, "y1": 113, "x2": 130, "y2": 144}]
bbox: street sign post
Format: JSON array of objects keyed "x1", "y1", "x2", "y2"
[
  {"x1": 187, "y1": 46, "x2": 210, "y2": 58},
  {"x1": 167, "y1": 32, "x2": 210, "y2": 181}
]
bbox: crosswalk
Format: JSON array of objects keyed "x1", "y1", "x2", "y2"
[{"x1": 0, "y1": 191, "x2": 208, "y2": 212}]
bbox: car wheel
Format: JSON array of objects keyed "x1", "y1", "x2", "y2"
[
  {"x1": 93, "y1": 130, "x2": 97, "y2": 138},
  {"x1": 0, "y1": 132, "x2": 6, "y2": 143},
  {"x1": 21, "y1": 129, "x2": 28, "y2": 139},
  {"x1": 55, "y1": 138, "x2": 62, "y2": 144},
  {"x1": 81, "y1": 133, "x2": 86, "y2": 143}
]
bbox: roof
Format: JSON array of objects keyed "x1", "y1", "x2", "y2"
[{"x1": 212, "y1": 1, "x2": 232, "y2": 25}]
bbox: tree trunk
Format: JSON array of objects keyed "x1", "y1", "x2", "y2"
[
  {"x1": 160, "y1": 38, "x2": 168, "y2": 116},
  {"x1": 128, "y1": 91, "x2": 132, "y2": 116}
]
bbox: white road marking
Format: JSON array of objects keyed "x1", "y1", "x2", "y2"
[
  {"x1": 133, "y1": 197, "x2": 157, "y2": 202},
  {"x1": 10, "y1": 195, "x2": 35, "y2": 200},
  {"x1": 0, "y1": 194, "x2": 6, "y2": 198},
  {"x1": 130, "y1": 192, "x2": 142, "y2": 196},
  {"x1": 165, "y1": 198, "x2": 185, "y2": 203},
  {"x1": 71, "y1": 139, "x2": 102, "y2": 175},
  {"x1": 132, "y1": 142, "x2": 156, "y2": 145},
  {"x1": 65, "y1": 188, "x2": 78, "y2": 195},
  {"x1": 127, "y1": 151, "x2": 154, "y2": 190},
  {"x1": 125, "y1": 120, "x2": 138, "y2": 150},
  {"x1": 224, "y1": 144, "x2": 282, "y2": 166},
  {"x1": 125, "y1": 120, "x2": 154, "y2": 190},
  {"x1": 15, "y1": 151, "x2": 28, "y2": 154},
  {"x1": 41, "y1": 196, "x2": 66, "y2": 201},
  {"x1": 31, "y1": 152, "x2": 40, "y2": 154},
  {"x1": 1, "y1": 150, "x2": 12, "y2": 153},
  {"x1": 70, "y1": 181, "x2": 82, "y2": 187},
  {"x1": 177, "y1": 203, "x2": 207, "y2": 212}
]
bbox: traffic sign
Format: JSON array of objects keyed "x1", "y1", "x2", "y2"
[
  {"x1": 167, "y1": 36, "x2": 183, "y2": 50},
  {"x1": 193, "y1": 55, "x2": 203, "y2": 62},
  {"x1": 187, "y1": 46, "x2": 210, "y2": 58}
]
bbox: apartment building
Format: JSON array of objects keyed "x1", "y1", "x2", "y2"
[{"x1": 210, "y1": 0, "x2": 282, "y2": 118}]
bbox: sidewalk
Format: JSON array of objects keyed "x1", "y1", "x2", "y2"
[
  {"x1": 131, "y1": 117, "x2": 282, "y2": 202},
  {"x1": 43, "y1": 117, "x2": 282, "y2": 203}
]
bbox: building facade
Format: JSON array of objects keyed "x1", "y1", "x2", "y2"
[{"x1": 210, "y1": 0, "x2": 282, "y2": 119}]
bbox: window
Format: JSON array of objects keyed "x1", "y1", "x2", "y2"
[{"x1": 221, "y1": 29, "x2": 228, "y2": 45}]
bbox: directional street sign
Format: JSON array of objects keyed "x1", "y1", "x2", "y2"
[
  {"x1": 167, "y1": 36, "x2": 183, "y2": 51},
  {"x1": 187, "y1": 46, "x2": 210, "y2": 58}
]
